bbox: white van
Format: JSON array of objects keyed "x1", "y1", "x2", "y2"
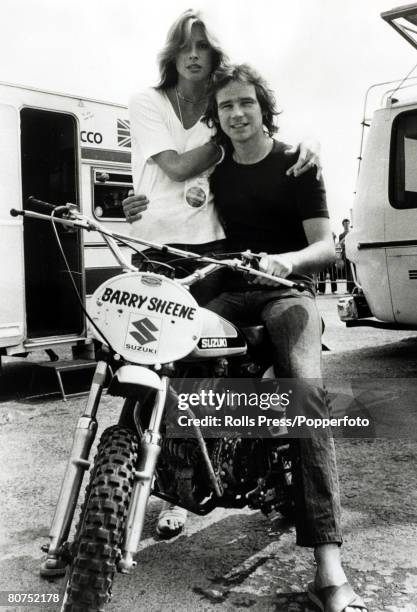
[
  {"x1": 0, "y1": 82, "x2": 133, "y2": 358},
  {"x1": 338, "y1": 3, "x2": 417, "y2": 330}
]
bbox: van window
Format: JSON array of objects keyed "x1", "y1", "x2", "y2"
[
  {"x1": 390, "y1": 110, "x2": 417, "y2": 209},
  {"x1": 93, "y1": 169, "x2": 132, "y2": 219}
]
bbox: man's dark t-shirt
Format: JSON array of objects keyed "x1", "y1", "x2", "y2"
[{"x1": 210, "y1": 140, "x2": 329, "y2": 289}]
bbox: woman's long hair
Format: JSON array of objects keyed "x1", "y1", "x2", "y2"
[
  {"x1": 156, "y1": 9, "x2": 228, "y2": 90},
  {"x1": 203, "y1": 64, "x2": 280, "y2": 146}
]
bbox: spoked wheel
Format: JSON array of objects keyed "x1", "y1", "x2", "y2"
[{"x1": 61, "y1": 425, "x2": 139, "y2": 612}]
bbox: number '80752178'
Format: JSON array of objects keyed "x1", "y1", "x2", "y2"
[{"x1": 2, "y1": 592, "x2": 60, "y2": 605}]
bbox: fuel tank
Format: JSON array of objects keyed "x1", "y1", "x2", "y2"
[{"x1": 189, "y1": 308, "x2": 247, "y2": 358}]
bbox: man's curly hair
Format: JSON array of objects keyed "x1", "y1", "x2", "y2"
[{"x1": 202, "y1": 63, "x2": 280, "y2": 147}]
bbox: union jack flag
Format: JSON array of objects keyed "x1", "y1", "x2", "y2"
[{"x1": 117, "y1": 118, "x2": 131, "y2": 148}]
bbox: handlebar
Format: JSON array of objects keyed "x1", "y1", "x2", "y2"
[
  {"x1": 9, "y1": 208, "x2": 23, "y2": 217},
  {"x1": 178, "y1": 259, "x2": 306, "y2": 292},
  {"x1": 27, "y1": 196, "x2": 56, "y2": 211},
  {"x1": 27, "y1": 196, "x2": 77, "y2": 217},
  {"x1": 10, "y1": 206, "x2": 91, "y2": 231},
  {"x1": 9, "y1": 201, "x2": 306, "y2": 292}
]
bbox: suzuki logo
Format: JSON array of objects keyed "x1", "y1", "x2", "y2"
[{"x1": 130, "y1": 318, "x2": 158, "y2": 345}]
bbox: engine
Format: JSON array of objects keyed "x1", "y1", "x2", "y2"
[{"x1": 158, "y1": 436, "x2": 294, "y2": 517}]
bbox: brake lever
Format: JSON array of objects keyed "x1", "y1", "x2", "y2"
[{"x1": 241, "y1": 249, "x2": 262, "y2": 270}]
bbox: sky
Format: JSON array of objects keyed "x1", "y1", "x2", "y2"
[{"x1": 1, "y1": 0, "x2": 417, "y2": 231}]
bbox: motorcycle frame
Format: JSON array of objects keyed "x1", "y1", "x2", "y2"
[{"x1": 15, "y1": 205, "x2": 299, "y2": 574}]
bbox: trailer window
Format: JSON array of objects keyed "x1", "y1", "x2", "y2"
[
  {"x1": 390, "y1": 111, "x2": 417, "y2": 209},
  {"x1": 93, "y1": 169, "x2": 132, "y2": 219}
]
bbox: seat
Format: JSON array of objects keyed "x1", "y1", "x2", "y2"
[{"x1": 241, "y1": 325, "x2": 267, "y2": 349}]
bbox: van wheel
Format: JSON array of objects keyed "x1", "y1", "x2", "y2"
[{"x1": 61, "y1": 425, "x2": 138, "y2": 612}]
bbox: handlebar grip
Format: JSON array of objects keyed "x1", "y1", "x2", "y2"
[
  {"x1": 10, "y1": 208, "x2": 24, "y2": 217},
  {"x1": 294, "y1": 282, "x2": 306, "y2": 292},
  {"x1": 27, "y1": 196, "x2": 56, "y2": 211}
]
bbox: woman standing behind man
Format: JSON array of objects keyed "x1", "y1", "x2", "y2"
[{"x1": 122, "y1": 9, "x2": 320, "y2": 538}]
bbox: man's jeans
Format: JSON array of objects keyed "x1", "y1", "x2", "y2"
[{"x1": 206, "y1": 286, "x2": 342, "y2": 547}]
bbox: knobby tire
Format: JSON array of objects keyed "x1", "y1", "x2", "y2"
[{"x1": 61, "y1": 425, "x2": 139, "y2": 612}]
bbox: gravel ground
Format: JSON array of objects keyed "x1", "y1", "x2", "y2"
[{"x1": 0, "y1": 294, "x2": 416, "y2": 611}]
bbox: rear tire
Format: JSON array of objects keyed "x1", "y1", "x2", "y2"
[{"x1": 61, "y1": 425, "x2": 139, "y2": 612}]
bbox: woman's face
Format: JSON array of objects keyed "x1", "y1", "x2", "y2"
[{"x1": 175, "y1": 23, "x2": 213, "y2": 84}]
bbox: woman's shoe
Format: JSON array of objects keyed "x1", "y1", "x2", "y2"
[{"x1": 155, "y1": 502, "x2": 187, "y2": 539}]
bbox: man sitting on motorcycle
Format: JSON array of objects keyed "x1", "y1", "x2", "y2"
[{"x1": 201, "y1": 64, "x2": 367, "y2": 612}]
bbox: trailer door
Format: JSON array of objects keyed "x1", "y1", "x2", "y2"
[
  {"x1": 20, "y1": 108, "x2": 84, "y2": 340},
  {"x1": 0, "y1": 104, "x2": 25, "y2": 349}
]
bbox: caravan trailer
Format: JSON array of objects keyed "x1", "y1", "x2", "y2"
[
  {"x1": 0, "y1": 82, "x2": 132, "y2": 357},
  {"x1": 338, "y1": 3, "x2": 417, "y2": 330}
]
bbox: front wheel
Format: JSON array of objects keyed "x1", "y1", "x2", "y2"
[{"x1": 61, "y1": 425, "x2": 139, "y2": 612}]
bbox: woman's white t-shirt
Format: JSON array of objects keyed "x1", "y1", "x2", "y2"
[{"x1": 129, "y1": 87, "x2": 225, "y2": 245}]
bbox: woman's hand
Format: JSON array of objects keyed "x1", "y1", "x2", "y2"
[
  {"x1": 122, "y1": 192, "x2": 149, "y2": 223},
  {"x1": 286, "y1": 140, "x2": 322, "y2": 179}
]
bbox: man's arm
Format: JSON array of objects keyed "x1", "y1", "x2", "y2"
[
  {"x1": 257, "y1": 218, "x2": 335, "y2": 282},
  {"x1": 290, "y1": 217, "x2": 336, "y2": 273}
]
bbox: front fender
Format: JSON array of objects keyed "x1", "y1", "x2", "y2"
[{"x1": 108, "y1": 365, "x2": 164, "y2": 398}]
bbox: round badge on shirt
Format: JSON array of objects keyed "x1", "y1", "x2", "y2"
[{"x1": 184, "y1": 176, "x2": 209, "y2": 208}]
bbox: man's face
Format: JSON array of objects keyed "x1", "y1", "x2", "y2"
[
  {"x1": 175, "y1": 24, "x2": 212, "y2": 83},
  {"x1": 215, "y1": 81, "x2": 264, "y2": 144},
  {"x1": 343, "y1": 220, "x2": 350, "y2": 231}
]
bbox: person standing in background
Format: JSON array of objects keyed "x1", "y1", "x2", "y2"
[
  {"x1": 317, "y1": 232, "x2": 338, "y2": 294},
  {"x1": 338, "y1": 218, "x2": 355, "y2": 293}
]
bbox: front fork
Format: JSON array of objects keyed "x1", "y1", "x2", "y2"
[
  {"x1": 40, "y1": 360, "x2": 108, "y2": 575},
  {"x1": 118, "y1": 375, "x2": 168, "y2": 573}
]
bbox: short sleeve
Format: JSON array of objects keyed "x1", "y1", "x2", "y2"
[
  {"x1": 292, "y1": 167, "x2": 329, "y2": 221},
  {"x1": 129, "y1": 89, "x2": 178, "y2": 161}
]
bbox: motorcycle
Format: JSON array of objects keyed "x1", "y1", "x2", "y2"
[{"x1": 10, "y1": 200, "x2": 306, "y2": 612}]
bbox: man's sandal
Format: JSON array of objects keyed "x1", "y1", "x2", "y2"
[
  {"x1": 155, "y1": 502, "x2": 187, "y2": 539},
  {"x1": 308, "y1": 582, "x2": 368, "y2": 612}
]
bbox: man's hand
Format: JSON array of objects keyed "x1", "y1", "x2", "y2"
[
  {"x1": 252, "y1": 253, "x2": 294, "y2": 286},
  {"x1": 122, "y1": 191, "x2": 149, "y2": 223},
  {"x1": 286, "y1": 140, "x2": 322, "y2": 180}
]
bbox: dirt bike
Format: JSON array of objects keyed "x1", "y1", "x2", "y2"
[{"x1": 10, "y1": 199, "x2": 307, "y2": 612}]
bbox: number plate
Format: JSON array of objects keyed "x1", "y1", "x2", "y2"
[{"x1": 88, "y1": 272, "x2": 201, "y2": 364}]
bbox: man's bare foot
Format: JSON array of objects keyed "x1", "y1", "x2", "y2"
[{"x1": 312, "y1": 544, "x2": 367, "y2": 612}]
